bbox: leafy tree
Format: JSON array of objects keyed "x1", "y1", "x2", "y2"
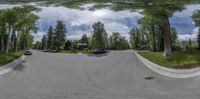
[
  {"x1": 171, "y1": 27, "x2": 178, "y2": 50},
  {"x1": 130, "y1": 28, "x2": 140, "y2": 49},
  {"x1": 64, "y1": 40, "x2": 72, "y2": 50},
  {"x1": 54, "y1": 20, "x2": 67, "y2": 51},
  {"x1": 92, "y1": 21, "x2": 108, "y2": 50},
  {"x1": 0, "y1": 5, "x2": 39, "y2": 53},
  {"x1": 72, "y1": 40, "x2": 79, "y2": 50},
  {"x1": 192, "y1": 10, "x2": 200, "y2": 50},
  {"x1": 0, "y1": 11, "x2": 6, "y2": 52},
  {"x1": 110, "y1": 32, "x2": 120, "y2": 50},
  {"x1": 109, "y1": 32, "x2": 130, "y2": 50},
  {"x1": 49, "y1": 0, "x2": 198, "y2": 56},
  {"x1": 3, "y1": 9, "x2": 18, "y2": 53},
  {"x1": 34, "y1": 41, "x2": 42, "y2": 50},
  {"x1": 139, "y1": 15, "x2": 162, "y2": 51}
]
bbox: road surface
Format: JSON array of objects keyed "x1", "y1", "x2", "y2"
[{"x1": 0, "y1": 50, "x2": 200, "y2": 99}]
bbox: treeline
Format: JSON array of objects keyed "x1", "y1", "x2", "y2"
[
  {"x1": 129, "y1": 11, "x2": 200, "y2": 53},
  {"x1": 34, "y1": 21, "x2": 130, "y2": 51},
  {"x1": 0, "y1": 5, "x2": 39, "y2": 54}
]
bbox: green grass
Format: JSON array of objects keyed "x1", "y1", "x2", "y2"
[
  {"x1": 62, "y1": 50, "x2": 79, "y2": 54},
  {"x1": 138, "y1": 51, "x2": 200, "y2": 69},
  {"x1": 0, "y1": 51, "x2": 23, "y2": 66},
  {"x1": 62, "y1": 49, "x2": 95, "y2": 55}
]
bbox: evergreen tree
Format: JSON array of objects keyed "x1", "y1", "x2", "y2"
[
  {"x1": 64, "y1": 40, "x2": 72, "y2": 50},
  {"x1": 46, "y1": 25, "x2": 54, "y2": 50},
  {"x1": 54, "y1": 20, "x2": 67, "y2": 51},
  {"x1": 80, "y1": 34, "x2": 89, "y2": 45},
  {"x1": 41, "y1": 35, "x2": 47, "y2": 50}
]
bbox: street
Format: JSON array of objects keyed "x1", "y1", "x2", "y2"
[{"x1": 0, "y1": 50, "x2": 199, "y2": 99}]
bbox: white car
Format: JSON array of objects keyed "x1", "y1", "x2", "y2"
[{"x1": 24, "y1": 49, "x2": 32, "y2": 55}]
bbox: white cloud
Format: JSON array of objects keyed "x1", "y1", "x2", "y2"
[
  {"x1": 1, "y1": 4, "x2": 200, "y2": 42},
  {"x1": 178, "y1": 27, "x2": 199, "y2": 41}
]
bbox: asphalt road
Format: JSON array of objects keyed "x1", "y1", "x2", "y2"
[{"x1": 0, "y1": 50, "x2": 200, "y2": 99}]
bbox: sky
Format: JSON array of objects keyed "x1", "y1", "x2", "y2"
[{"x1": 0, "y1": 3, "x2": 200, "y2": 42}]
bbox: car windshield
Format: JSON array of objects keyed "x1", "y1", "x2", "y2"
[{"x1": 0, "y1": 0, "x2": 200, "y2": 99}]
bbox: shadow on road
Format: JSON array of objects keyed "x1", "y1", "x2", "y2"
[
  {"x1": 21, "y1": 60, "x2": 26, "y2": 63},
  {"x1": 13, "y1": 63, "x2": 26, "y2": 71},
  {"x1": 87, "y1": 51, "x2": 110, "y2": 57},
  {"x1": 87, "y1": 53, "x2": 108, "y2": 57}
]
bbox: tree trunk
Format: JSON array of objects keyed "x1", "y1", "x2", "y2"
[
  {"x1": 0, "y1": 35, "x2": 4, "y2": 52},
  {"x1": 151, "y1": 25, "x2": 157, "y2": 52},
  {"x1": 161, "y1": 14, "x2": 172, "y2": 57},
  {"x1": 6, "y1": 27, "x2": 12, "y2": 54},
  {"x1": 15, "y1": 30, "x2": 20, "y2": 52}
]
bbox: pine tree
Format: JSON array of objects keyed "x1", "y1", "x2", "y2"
[
  {"x1": 41, "y1": 35, "x2": 47, "y2": 50},
  {"x1": 47, "y1": 25, "x2": 54, "y2": 50},
  {"x1": 54, "y1": 20, "x2": 67, "y2": 51}
]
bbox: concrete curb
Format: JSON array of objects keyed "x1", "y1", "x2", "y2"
[
  {"x1": 135, "y1": 51, "x2": 200, "y2": 78},
  {"x1": 0, "y1": 55, "x2": 25, "y2": 76}
]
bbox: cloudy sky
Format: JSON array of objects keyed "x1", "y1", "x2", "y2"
[{"x1": 0, "y1": 3, "x2": 200, "y2": 41}]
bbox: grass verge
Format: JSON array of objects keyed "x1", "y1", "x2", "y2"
[
  {"x1": 62, "y1": 49, "x2": 95, "y2": 55},
  {"x1": 0, "y1": 52, "x2": 23, "y2": 66},
  {"x1": 138, "y1": 51, "x2": 200, "y2": 69}
]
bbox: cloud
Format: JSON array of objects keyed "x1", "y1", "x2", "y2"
[
  {"x1": 34, "y1": 6, "x2": 143, "y2": 41},
  {"x1": 178, "y1": 27, "x2": 199, "y2": 41},
  {"x1": 1, "y1": 4, "x2": 200, "y2": 41}
]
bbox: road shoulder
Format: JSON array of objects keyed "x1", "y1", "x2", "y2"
[{"x1": 0, "y1": 55, "x2": 25, "y2": 76}]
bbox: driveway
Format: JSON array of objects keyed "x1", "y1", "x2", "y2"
[{"x1": 0, "y1": 50, "x2": 199, "y2": 99}]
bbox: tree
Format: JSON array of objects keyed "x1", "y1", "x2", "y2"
[
  {"x1": 72, "y1": 40, "x2": 79, "y2": 50},
  {"x1": 110, "y1": 32, "x2": 120, "y2": 50},
  {"x1": 91, "y1": 21, "x2": 108, "y2": 50},
  {"x1": 57, "y1": 0, "x2": 198, "y2": 56},
  {"x1": 80, "y1": 34, "x2": 89, "y2": 45},
  {"x1": 0, "y1": 5, "x2": 39, "y2": 52},
  {"x1": 109, "y1": 32, "x2": 130, "y2": 50},
  {"x1": 46, "y1": 25, "x2": 54, "y2": 50},
  {"x1": 54, "y1": 20, "x2": 67, "y2": 51},
  {"x1": 64, "y1": 40, "x2": 72, "y2": 50},
  {"x1": 34, "y1": 41, "x2": 42, "y2": 50},
  {"x1": 0, "y1": 10, "x2": 6, "y2": 52},
  {"x1": 192, "y1": 10, "x2": 200, "y2": 50},
  {"x1": 198, "y1": 28, "x2": 200, "y2": 50},
  {"x1": 130, "y1": 28, "x2": 140, "y2": 49},
  {"x1": 139, "y1": 15, "x2": 162, "y2": 52},
  {"x1": 171, "y1": 27, "x2": 178, "y2": 50},
  {"x1": 41, "y1": 35, "x2": 47, "y2": 50},
  {"x1": 3, "y1": 9, "x2": 18, "y2": 53}
]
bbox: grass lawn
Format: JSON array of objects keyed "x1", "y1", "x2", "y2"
[
  {"x1": 0, "y1": 52, "x2": 23, "y2": 66},
  {"x1": 138, "y1": 51, "x2": 200, "y2": 69},
  {"x1": 62, "y1": 50, "x2": 95, "y2": 55}
]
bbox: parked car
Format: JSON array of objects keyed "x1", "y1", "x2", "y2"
[
  {"x1": 43, "y1": 49, "x2": 48, "y2": 52},
  {"x1": 24, "y1": 49, "x2": 32, "y2": 55}
]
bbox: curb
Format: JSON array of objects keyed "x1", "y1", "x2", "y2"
[
  {"x1": 0, "y1": 55, "x2": 26, "y2": 76},
  {"x1": 135, "y1": 51, "x2": 200, "y2": 78}
]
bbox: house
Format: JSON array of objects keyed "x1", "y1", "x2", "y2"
[{"x1": 78, "y1": 43, "x2": 88, "y2": 50}]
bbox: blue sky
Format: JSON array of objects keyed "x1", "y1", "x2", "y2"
[{"x1": 0, "y1": 3, "x2": 200, "y2": 41}]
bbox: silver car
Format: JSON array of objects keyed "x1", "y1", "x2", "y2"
[{"x1": 24, "y1": 49, "x2": 32, "y2": 55}]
